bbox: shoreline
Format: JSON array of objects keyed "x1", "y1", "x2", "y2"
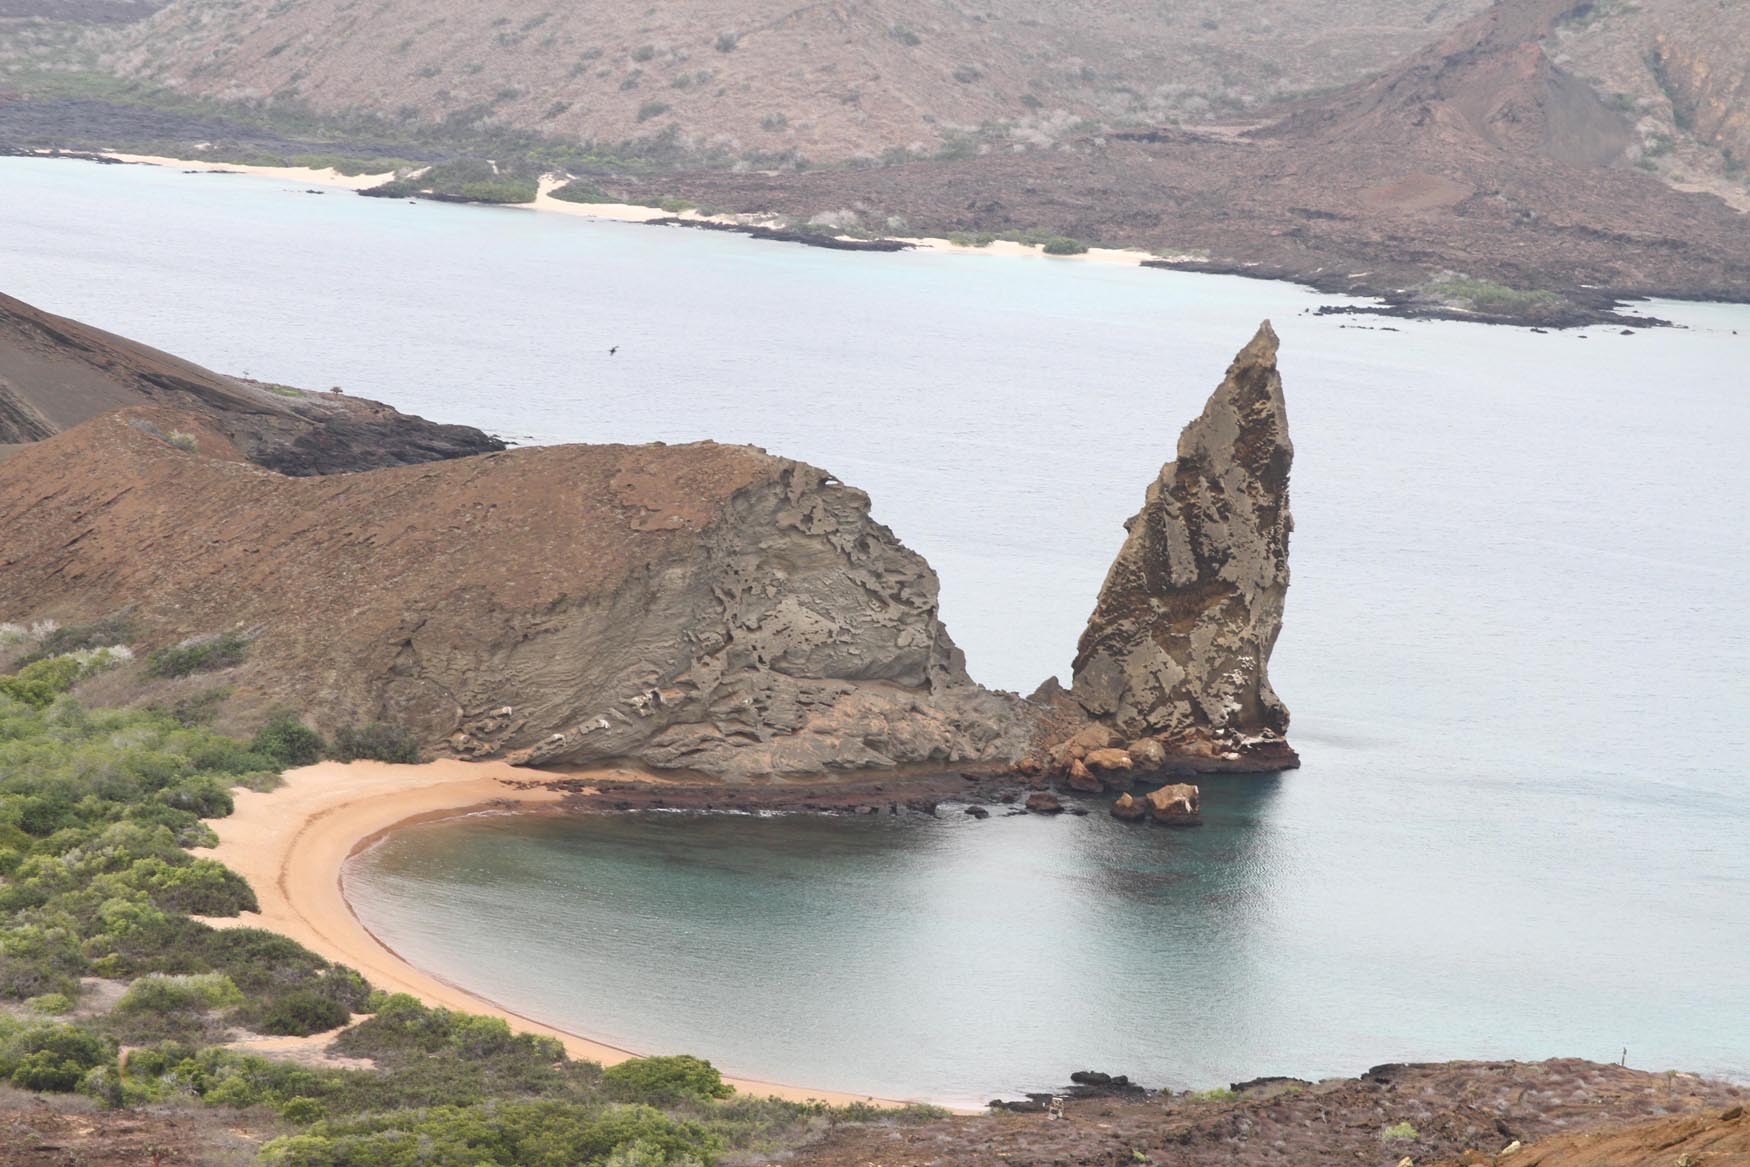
[
  {"x1": 203, "y1": 757, "x2": 914, "y2": 1108},
  {"x1": 88, "y1": 150, "x2": 1163, "y2": 269}
]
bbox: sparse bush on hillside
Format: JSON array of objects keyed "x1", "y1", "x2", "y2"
[
  {"x1": 0, "y1": 647, "x2": 126, "y2": 708},
  {"x1": 252, "y1": 714, "x2": 326, "y2": 767},
  {"x1": 331, "y1": 722, "x2": 423, "y2": 764},
  {"x1": 145, "y1": 630, "x2": 250, "y2": 678},
  {"x1": 604, "y1": 1055, "x2": 734, "y2": 1104},
  {"x1": 637, "y1": 100, "x2": 671, "y2": 123},
  {"x1": 13, "y1": 611, "x2": 135, "y2": 667},
  {"x1": 549, "y1": 179, "x2": 617, "y2": 203}
]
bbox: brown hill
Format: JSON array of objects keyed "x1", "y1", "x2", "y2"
[
  {"x1": 0, "y1": 290, "x2": 502, "y2": 473},
  {"x1": 0, "y1": 404, "x2": 1027, "y2": 778},
  {"x1": 79, "y1": 0, "x2": 1498, "y2": 163},
  {"x1": 652, "y1": 0, "x2": 1749, "y2": 318}
]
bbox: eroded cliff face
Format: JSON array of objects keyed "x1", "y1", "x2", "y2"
[
  {"x1": 1064, "y1": 321, "x2": 1296, "y2": 769},
  {"x1": 0, "y1": 408, "x2": 1026, "y2": 778}
]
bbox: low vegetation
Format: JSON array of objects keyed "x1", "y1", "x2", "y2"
[
  {"x1": 1419, "y1": 274, "x2": 1569, "y2": 316},
  {"x1": 363, "y1": 159, "x2": 539, "y2": 205},
  {"x1": 0, "y1": 638, "x2": 945, "y2": 1163},
  {"x1": 144, "y1": 630, "x2": 251, "y2": 678}
]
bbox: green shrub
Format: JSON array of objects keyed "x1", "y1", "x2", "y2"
[
  {"x1": 252, "y1": 715, "x2": 326, "y2": 767},
  {"x1": 116, "y1": 973, "x2": 244, "y2": 1014},
  {"x1": 331, "y1": 723, "x2": 422, "y2": 764},
  {"x1": 25, "y1": 992, "x2": 73, "y2": 1014},
  {"x1": 637, "y1": 100, "x2": 671, "y2": 123},
  {"x1": 1382, "y1": 1121, "x2": 1419, "y2": 1141},
  {"x1": 144, "y1": 631, "x2": 250, "y2": 678},
  {"x1": 254, "y1": 989, "x2": 351, "y2": 1036},
  {"x1": 0, "y1": 649, "x2": 125, "y2": 708},
  {"x1": 1042, "y1": 236, "x2": 1090, "y2": 255},
  {"x1": 0, "y1": 1022, "x2": 113, "y2": 1093},
  {"x1": 604, "y1": 1055, "x2": 734, "y2": 1104},
  {"x1": 549, "y1": 179, "x2": 617, "y2": 204}
]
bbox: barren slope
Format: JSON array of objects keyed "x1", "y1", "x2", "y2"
[
  {"x1": 88, "y1": 0, "x2": 1495, "y2": 162},
  {"x1": 0, "y1": 406, "x2": 1026, "y2": 777}
]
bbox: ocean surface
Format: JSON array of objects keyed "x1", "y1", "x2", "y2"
[{"x1": 5, "y1": 156, "x2": 1747, "y2": 1104}]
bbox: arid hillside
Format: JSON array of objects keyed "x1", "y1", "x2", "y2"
[
  {"x1": 1550, "y1": 0, "x2": 1750, "y2": 207},
  {"x1": 82, "y1": 0, "x2": 1500, "y2": 162},
  {"x1": 0, "y1": 403, "x2": 1030, "y2": 777}
]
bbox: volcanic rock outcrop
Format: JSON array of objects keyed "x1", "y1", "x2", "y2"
[
  {"x1": 0, "y1": 291, "x2": 502, "y2": 473},
  {"x1": 0, "y1": 406, "x2": 1026, "y2": 778},
  {"x1": 1051, "y1": 321, "x2": 1297, "y2": 773}
]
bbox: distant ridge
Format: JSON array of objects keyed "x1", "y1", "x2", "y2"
[{"x1": 0, "y1": 291, "x2": 502, "y2": 474}]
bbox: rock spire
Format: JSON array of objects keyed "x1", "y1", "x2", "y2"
[{"x1": 1068, "y1": 321, "x2": 1296, "y2": 767}]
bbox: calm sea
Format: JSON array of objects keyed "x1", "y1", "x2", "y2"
[{"x1": 5, "y1": 157, "x2": 1747, "y2": 1105}]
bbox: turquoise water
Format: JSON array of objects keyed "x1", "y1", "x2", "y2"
[{"x1": 5, "y1": 157, "x2": 1748, "y2": 1103}]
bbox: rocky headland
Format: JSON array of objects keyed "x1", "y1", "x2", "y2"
[{"x1": 0, "y1": 299, "x2": 1301, "y2": 788}]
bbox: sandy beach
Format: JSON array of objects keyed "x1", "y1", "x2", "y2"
[
  {"x1": 91, "y1": 151, "x2": 1162, "y2": 266},
  {"x1": 205, "y1": 757, "x2": 905, "y2": 1107}
]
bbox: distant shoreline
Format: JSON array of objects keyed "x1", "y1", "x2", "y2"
[
  {"x1": 37, "y1": 149, "x2": 1692, "y2": 329},
  {"x1": 204, "y1": 756, "x2": 913, "y2": 1108},
  {"x1": 81, "y1": 149, "x2": 1174, "y2": 269}
]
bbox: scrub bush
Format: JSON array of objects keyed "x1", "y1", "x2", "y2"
[
  {"x1": 331, "y1": 722, "x2": 422, "y2": 764},
  {"x1": 604, "y1": 1055, "x2": 734, "y2": 1104}
]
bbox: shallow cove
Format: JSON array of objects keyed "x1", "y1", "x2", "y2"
[{"x1": 345, "y1": 784, "x2": 1749, "y2": 1108}]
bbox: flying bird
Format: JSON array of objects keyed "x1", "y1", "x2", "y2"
[{"x1": 609, "y1": 345, "x2": 619, "y2": 355}]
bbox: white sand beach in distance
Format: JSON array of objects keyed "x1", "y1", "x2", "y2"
[
  {"x1": 204, "y1": 756, "x2": 909, "y2": 1107},
  {"x1": 91, "y1": 152, "x2": 1162, "y2": 267}
]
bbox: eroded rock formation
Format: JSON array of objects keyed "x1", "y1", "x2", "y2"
[
  {"x1": 1053, "y1": 321, "x2": 1298, "y2": 773},
  {"x1": 0, "y1": 406, "x2": 1026, "y2": 778}
]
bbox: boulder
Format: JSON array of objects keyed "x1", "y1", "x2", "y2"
[
  {"x1": 963, "y1": 804, "x2": 990, "y2": 819},
  {"x1": 1066, "y1": 758, "x2": 1103, "y2": 792},
  {"x1": 1048, "y1": 722, "x2": 1117, "y2": 767},
  {"x1": 1144, "y1": 783, "x2": 1202, "y2": 825},
  {"x1": 1111, "y1": 792, "x2": 1148, "y2": 821},
  {"x1": 1083, "y1": 747, "x2": 1134, "y2": 777},
  {"x1": 1127, "y1": 736, "x2": 1166, "y2": 771},
  {"x1": 1026, "y1": 791, "x2": 1064, "y2": 814}
]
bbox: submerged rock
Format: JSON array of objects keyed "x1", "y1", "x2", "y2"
[{"x1": 1066, "y1": 321, "x2": 1298, "y2": 770}]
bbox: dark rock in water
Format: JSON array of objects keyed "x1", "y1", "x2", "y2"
[
  {"x1": 1068, "y1": 1071, "x2": 1149, "y2": 1098},
  {"x1": 1025, "y1": 792, "x2": 1063, "y2": 814},
  {"x1": 989, "y1": 1093, "x2": 1056, "y2": 1113},
  {"x1": 1065, "y1": 322, "x2": 1297, "y2": 770},
  {"x1": 1111, "y1": 792, "x2": 1148, "y2": 821},
  {"x1": 963, "y1": 804, "x2": 990, "y2": 819},
  {"x1": 1231, "y1": 1075, "x2": 1313, "y2": 1093}
]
